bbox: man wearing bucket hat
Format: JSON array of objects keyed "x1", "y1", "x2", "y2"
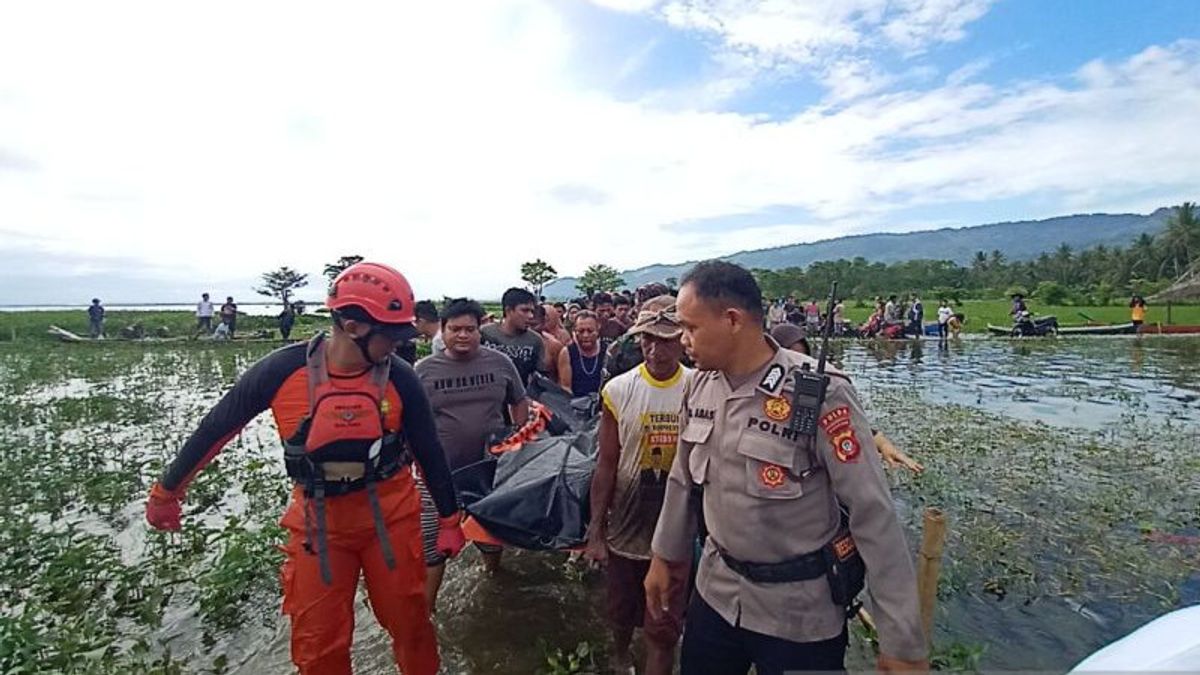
[
  {"x1": 144, "y1": 261, "x2": 465, "y2": 675},
  {"x1": 585, "y1": 295, "x2": 692, "y2": 675}
]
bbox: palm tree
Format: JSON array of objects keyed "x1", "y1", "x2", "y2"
[
  {"x1": 1160, "y1": 202, "x2": 1199, "y2": 279},
  {"x1": 1130, "y1": 233, "x2": 1157, "y2": 278},
  {"x1": 1054, "y1": 243, "x2": 1074, "y2": 285}
]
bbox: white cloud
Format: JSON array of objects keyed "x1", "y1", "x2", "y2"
[
  {"x1": 0, "y1": 3, "x2": 1197, "y2": 303},
  {"x1": 658, "y1": 0, "x2": 995, "y2": 65},
  {"x1": 588, "y1": 0, "x2": 664, "y2": 12}
]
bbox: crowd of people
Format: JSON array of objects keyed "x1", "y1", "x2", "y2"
[
  {"x1": 142, "y1": 261, "x2": 933, "y2": 675},
  {"x1": 767, "y1": 294, "x2": 963, "y2": 340}
]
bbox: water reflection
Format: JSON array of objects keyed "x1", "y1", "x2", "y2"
[{"x1": 836, "y1": 337, "x2": 1200, "y2": 432}]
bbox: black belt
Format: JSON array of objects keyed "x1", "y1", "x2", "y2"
[{"x1": 714, "y1": 540, "x2": 827, "y2": 584}]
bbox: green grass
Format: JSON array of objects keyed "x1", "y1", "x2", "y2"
[
  {"x1": 0, "y1": 305, "x2": 507, "y2": 342},
  {"x1": 0, "y1": 310, "x2": 328, "y2": 342},
  {"x1": 839, "y1": 300, "x2": 1200, "y2": 332}
]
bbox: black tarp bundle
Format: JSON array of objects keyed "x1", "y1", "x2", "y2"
[{"x1": 453, "y1": 374, "x2": 600, "y2": 550}]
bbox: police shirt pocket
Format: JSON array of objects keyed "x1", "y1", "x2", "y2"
[
  {"x1": 738, "y1": 437, "x2": 803, "y2": 499},
  {"x1": 680, "y1": 419, "x2": 713, "y2": 483}
]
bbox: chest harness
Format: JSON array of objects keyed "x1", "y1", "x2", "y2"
[{"x1": 282, "y1": 334, "x2": 411, "y2": 584}]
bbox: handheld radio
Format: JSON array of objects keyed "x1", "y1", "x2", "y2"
[{"x1": 786, "y1": 282, "x2": 839, "y2": 439}]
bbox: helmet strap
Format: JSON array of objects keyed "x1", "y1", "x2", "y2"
[
  {"x1": 353, "y1": 332, "x2": 380, "y2": 365},
  {"x1": 334, "y1": 312, "x2": 388, "y2": 366}
]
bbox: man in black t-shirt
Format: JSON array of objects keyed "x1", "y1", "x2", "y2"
[{"x1": 480, "y1": 288, "x2": 546, "y2": 385}]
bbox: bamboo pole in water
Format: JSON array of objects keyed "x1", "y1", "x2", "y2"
[{"x1": 917, "y1": 507, "x2": 947, "y2": 648}]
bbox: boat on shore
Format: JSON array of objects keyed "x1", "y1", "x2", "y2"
[
  {"x1": 1057, "y1": 322, "x2": 1139, "y2": 335},
  {"x1": 1137, "y1": 323, "x2": 1200, "y2": 335},
  {"x1": 987, "y1": 320, "x2": 1139, "y2": 336}
]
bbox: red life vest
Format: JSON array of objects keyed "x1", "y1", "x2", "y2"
[{"x1": 282, "y1": 334, "x2": 409, "y2": 584}]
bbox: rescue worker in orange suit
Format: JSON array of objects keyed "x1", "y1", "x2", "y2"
[{"x1": 144, "y1": 262, "x2": 465, "y2": 675}]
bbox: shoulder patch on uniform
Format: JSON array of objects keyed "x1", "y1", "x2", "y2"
[
  {"x1": 819, "y1": 406, "x2": 861, "y2": 463},
  {"x1": 759, "y1": 364, "x2": 785, "y2": 393}
]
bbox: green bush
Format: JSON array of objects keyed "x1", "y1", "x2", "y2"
[{"x1": 1034, "y1": 281, "x2": 1068, "y2": 305}]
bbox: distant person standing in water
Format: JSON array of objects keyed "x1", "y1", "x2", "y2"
[
  {"x1": 1129, "y1": 295, "x2": 1147, "y2": 326},
  {"x1": 196, "y1": 293, "x2": 214, "y2": 335},
  {"x1": 278, "y1": 303, "x2": 296, "y2": 340},
  {"x1": 220, "y1": 296, "x2": 238, "y2": 337},
  {"x1": 87, "y1": 298, "x2": 105, "y2": 338},
  {"x1": 937, "y1": 299, "x2": 954, "y2": 340}
]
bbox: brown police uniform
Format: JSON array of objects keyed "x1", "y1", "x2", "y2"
[{"x1": 651, "y1": 340, "x2": 926, "y2": 663}]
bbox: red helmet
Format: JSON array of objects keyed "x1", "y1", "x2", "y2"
[{"x1": 328, "y1": 262, "x2": 418, "y2": 335}]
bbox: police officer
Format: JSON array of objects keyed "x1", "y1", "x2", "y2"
[{"x1": 644, "y1": 260, "x2": 927, "y2": 674}]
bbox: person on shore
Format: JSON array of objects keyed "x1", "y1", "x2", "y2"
[
  {"x1": 416, "y1": 298, "x2": 529, "y2": 593},
  {"x1": 145, "y1": 262, "x2": 464, "y2": 675},
  {"x1": 196, "y1": 293, "x2": 214, "y2": 336},
  {"x1": 558, "y1": 310, "x2": 605, "y2": 397},
  {"x1": 220, "y1": 296, "x2": 238, "y2": 338},
  {"x1": 645, "y1": 260, "x2": 927, "y2": 675},
  {"x1": 1130, "y1": 295, "x2": 1147, "y2": 326},
  {"x1": 278, "y1": 302, "x2": 296, "y2": 340},
  {"x1": 908, "y1": 295, "x2": 924, "y2": 336},
  {"x1": 1011, "y1": 293, "x2": 1028, "y2": 319},
  {"x1": 804, "y1": 298, "x2": 821, "y2": 333},
  {"x1": 481, "y1": 288, "x2": 546, "y2": 387},
  {"x1": 884, "y1": 294, "x2": 900, "y2": 326},
  {"x1": 585, "y1": 295, "x2": 690, "y2": 675},
  {"x1": 767, "y1": 299, "x2": 787, "y2": 329},
  {"x1": 87, "y1": 298, "x2": 105, "y2": 338},
  {"x1": 937, "y1": 300, "x2": 954, "y2": 340}
]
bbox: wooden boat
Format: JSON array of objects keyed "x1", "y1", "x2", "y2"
[
  {"x1": 988, "y1": 320, "x2": 1139, "y2": 336},
  {"x1": 1056, "y1": 322, "x2": 1139, "y2": 335},
  {"x1": 1138, "y1": 323, "x2": 1200, "y2": 335}
]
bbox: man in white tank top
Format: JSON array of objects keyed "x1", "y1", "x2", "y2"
[{"x1": 585, "y1": 295, "x2": 691, "y2": 675}]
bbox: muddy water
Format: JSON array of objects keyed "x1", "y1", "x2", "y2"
[{"x1": 2, "y1": 337, "x2": 1198, "y2": 673}]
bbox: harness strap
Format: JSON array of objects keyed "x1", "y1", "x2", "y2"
[
  {"x1": 305, "y1": 334, "x2": 327, "y2": 412},
  {"x1": 365, "y1": 468, "x2": 397, "y2": 571},
  {"x1": 312, "y1": 479, "x2": 333, "y2": 586}
]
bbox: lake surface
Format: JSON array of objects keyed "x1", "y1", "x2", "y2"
[{"x1": 1, "y1": 337, "x2": 1197, "y2": 673}]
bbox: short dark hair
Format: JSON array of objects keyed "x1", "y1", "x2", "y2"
[
  {"x1": 553, "y1": 302, "x2": 566, "y2": 313},
  {"x1": 414, "y1": 300, "x2": 439, "y2": 323},
  {"x1": 441, "y1": 298, "x2": 484, "y2": 327},
  {"x1": 614, "y1": 294, "x2": 631, "y2": 307},
  {"x1": 680, "y1": 260, "x2": 764, "y2": 320},
  {"x1": 574, "y1": 309, "x2": 600, "y2": 325},
  {"x1": 593, "y1": 292, "x2": 613, "y2": 306},
  {"x1": 533, "y1": 303, "x2": 547, "y2": 320},
  {"x1": 501, "y1": 287, "x2": 537, "y2": 311}
]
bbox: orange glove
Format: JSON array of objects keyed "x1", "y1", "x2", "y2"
[
  {"x1": 436, "y1": 513, "x2": 466, "y2": 558},
  {"x1": 145, "y1": 483, "x2": 182, "y2": 531}
]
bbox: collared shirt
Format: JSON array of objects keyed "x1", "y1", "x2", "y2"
[{"x1": 651, "y1": 340, "x2": 926, "y2": 661}]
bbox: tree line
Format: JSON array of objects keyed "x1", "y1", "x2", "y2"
[{"x1": 753, "y1": 203, "x2": 1198, "y2": 305}]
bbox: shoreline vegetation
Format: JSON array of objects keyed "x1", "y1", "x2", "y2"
[{"x1": 3, "y1": 301, "x2": 1197, "y2": 343}]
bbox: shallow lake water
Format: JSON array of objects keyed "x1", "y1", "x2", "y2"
[{"x1": 1, "y1": 336, "x2": 1197, "y2": 673}]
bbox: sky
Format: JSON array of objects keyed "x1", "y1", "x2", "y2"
[{"x1": 1, "y1": 0, "x2": 1198, "y2": 304}]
